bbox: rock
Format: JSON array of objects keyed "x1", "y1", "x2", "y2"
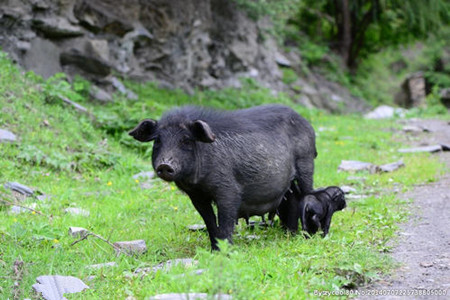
[
  {"x1": 0, "y1": 129, "x2": 17, "y2": 143},
  {"x1": 338, "y1": 160, "x2": 379, "y2": 174},
  {"x1": 10, "y1": 203, "x2": 37, "y2": 214},
  {"x1": 65, "y1": 207, "x2": 90, "y2": 217},
  {"x1": 23, "y1": 38, "x2": 63, "y2": 79},
  {"x1": 245, "y1": 234, "x2": 260, "y2": 240},
  {"x1": 420, "y1": 262, "x2": 434, "y2": 268},
  {"x1": 379, "y1": 161, "x2": 405, "y2": 172},
  {"x1": 440, "y1": 88, "x2": 450, "y2": 108},
  {"x1": 89, "y1": 85, "x2": 112, "y2": 102},
  {"x1": 32, "y1": 275, "x2": 89, "y2": 300},
  {"x1": 398, "y1": 145, "x2": 442, "y2": 153},
  {"x1": 346, "y1": 195, "x2": 368, "y2": 200},
  {"x1": 441, "y1": 143, "x2": 450, "y2": 151},
  {"x1": 36, "y1": 194, "x2": 51, "y2": 201},
  {"x1": 114, "y1": 240, "x2": 147, "y2": 255},
  {"x1": 85, "y1": 39, "x2": 109, "y2": 62},
  {"x1": 135, "y1": 258, "x2": 198, "y2": 275},
  {"x1": 402, "y1": 125, "x2": 429, "y2": 133},
  {"x1": 32, "y1": 17, "x2": 84, "y2": 38},
  {"x1": 274, "y1": 52, "x2": 291, "y2": 67},
  {"x1": 340, "y1": 186, "x2": 357, "y2": 194},
  {"x1": 60, "y1": 96, "x2": 89, "y2": 114},
  {"x1": 60, "y1": 49, "x2": 111, "y2": 77},
  {"x1": 364, "y1": 105, "x2": 405, "y2": 119},
  {"x1": 147, "y1": 293, "x2": 232, "y2": 300},
  {"x1": 346, "y1": 176, "x2": 366, "y2": 183},
  {"x1": 68, "y1": 227, "x2": 88, "y2": 238},
  {"x1": 4, "y1": 182, "x2": 34, "y2": 196},
  {"x1": 87, "y1": 262, "x2": 117, "y2": 269},
  {"x1": 395, "y1": 72, "x2": 426, "y2": 108},
  {"x1": 110, "y1": 77, "x2": 138, "y2": 100},
  {"x1": 132, "y1": 171, "x2": 155, "y2": 180},
  {"x1": 187, "y1": 224, "x2": 206, "y2": 231},
  {"x1": 73, "y1": 0, "x2": 136, "y2": 36}
]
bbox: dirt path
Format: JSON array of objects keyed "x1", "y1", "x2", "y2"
[{"x1": 358, "y1": 119, "x2": 450, "y2": 299}]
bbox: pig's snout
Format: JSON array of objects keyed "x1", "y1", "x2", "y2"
[{"x1": 156, "y1": 163, "x2": 175, "y2": 181}]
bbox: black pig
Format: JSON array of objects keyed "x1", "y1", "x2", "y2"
[
  {"x1": 129, "y1": 105, "x2": 316, "y2": 250},
  {"x1": 300, "y1": 186, "x2": 346, "y2": 237}
]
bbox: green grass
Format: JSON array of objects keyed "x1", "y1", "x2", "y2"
[{"x1": 0, "y1": 51, "x2": 443, "y2": 299}]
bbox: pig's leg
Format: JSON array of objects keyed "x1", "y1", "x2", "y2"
[
  {"x1": 321, "y1": 210, "x2": 333, "y2": 237},
  {"x1": 215, "y1": 192, "x2": 241, "y2": 247},
  {"x1": 189, "y1": 196, "x2": 219, "y2": 250},
  {"x1": 295, "y1": 158, "x2": 314, "y2": 194}
]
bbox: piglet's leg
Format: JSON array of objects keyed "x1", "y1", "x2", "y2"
[{"x1": 321, "y1": 211, "x2": 334, "y2": 237}]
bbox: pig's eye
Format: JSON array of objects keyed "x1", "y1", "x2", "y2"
[
  {"x1": 180, "y1": 137, "x2": 193, "y2": 150},
  {"x1": 154, "y1": 137, "x2": 161, "y2": 147}
]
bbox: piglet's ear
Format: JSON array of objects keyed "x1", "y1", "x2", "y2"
[
  {"x1": 129, "y1": 119, "x2": 158, "y2": 142},
  {"x1": 190, "y1": 120, "x2": 215, "y2": 143}
]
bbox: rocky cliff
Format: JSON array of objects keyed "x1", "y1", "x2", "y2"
[{"x1": 0, "y1": 0, "x2": 369, "y2": 112}]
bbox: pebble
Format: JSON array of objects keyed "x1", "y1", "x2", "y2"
[
  {"x1": 398, "y1": 145, "x2": 442, "y2": 153},
  {"x1": 64, "y1": 208, "x2": 90, "y2": 217},
  {"x1": 87, "y1": 262, "x2": 118, "y2": 269},
  {"x1": 114, "y1": 240, "x2": 147, "y2": 255},
  {"x1": 32, "y1": 275, "x2": 89, "y2": 300},
  {"x1": 379, "y1": 160, "x2": 405, "y2": 172},
  {"x1": 135, "y1": 258, "x2": 198, "y2": 275},
  {"x1": 340, "y1": 186, "x2": 357, "y2": 194},
  {"x1": 188, "y1": 224, "x2": 206, "y2": 231},
  {"x1": 4, "y1": 182, "x2": 34, "y2": 196},
  {"x1": 0, "y1": 129, "x2": 17, "y2": 142},
  {"x1": 338, "y1": 160, "x2": 379, "y2": 173},
  {"x1": 68, "y1": 227, "x2": 88, "y2": 237},
  {"x1": 132, "y1": 171, "x2": 155, "y2": 180}
]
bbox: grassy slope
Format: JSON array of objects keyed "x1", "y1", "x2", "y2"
[{"x1": 0, "y1": 52, "x2": 442, "y2": 299}]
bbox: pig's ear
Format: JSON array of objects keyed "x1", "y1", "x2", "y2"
[
  {"x1": 190, "y1": 120, "x2": 215, "y2": 143},
  {"x1": 129, "y1": 119, "x2": 158, "y2": 142}
]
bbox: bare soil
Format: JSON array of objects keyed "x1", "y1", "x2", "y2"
[{"x1": 358, "y1": 119, "x2": 450, "y2": 299}]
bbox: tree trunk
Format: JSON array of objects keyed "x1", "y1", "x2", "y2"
[{"x1": 335, "y1": 0, "x2": 351, "y2": 66}]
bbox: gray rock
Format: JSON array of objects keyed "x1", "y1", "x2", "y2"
[
  {"x1": 274, "y1": 51, "x2": 291, "y2": 67},
  {"x1": 36, "y1": 194, "x2": 51, "y2": 201},
  {"x1": 338, "y1": 160, "x2": 379, "y2": 174},
  {"x1": 114, "y1": 240, "x2": 147, "y2": 255},
  {"x1": 147, "y1": 293, "x2": 232, "y2": 300},
  {"x1": 89, "y1": 85, "x2": 112, "y2": 102},
  {"x1": 110, "y1": 77, "x2": 138, "y2": 100},
  {"x1": 23, "y1": 38, "x2": 62, "y2": 79},
  {"x1": 245, "y1": 234, "x2": 260, "y2": 240},
  {"x1": 364, "y1": 105, "x2": 405, "y2": 119},
  {"x1": 395, "y1": 72, "x2": 426, "y2": 108},
  {"x1": 132, "y1": 171, "x2": 155, "y2": 180},
  {"x1": 32, "y1": 17, "x2": 84, "y2": 38},
  {"x1": 379, "y1": 160, "x2": 405, "y2": 172},
  {"x1": 60, "y1": 50, "x2": 111, "y2": 77},
  {"x1": 10, "y1": 203, "x2": 37, "y2": 214},
  {"x1": 402, "y1": 125, "x2": 429, "y2": 133},
  {"x1": 135, "y1": 258, "x2": 198, "y2": 275},
  {"x1": 0, "y1": 129, "x2": 17, "y2": 142},
  {"x1": 187, "y1": 224, "x2": 206, "y2": 231},
  {"x1": 65, "y1": 208, "x2": 90, "y2": 217},
  {"x1": 87, "y1": 262, "x2": 117, "y2": 269},
  {"x1": 68, "y1": 227, "x2": 88, "y2": 238},
  {"x1": 346, "y1": 195, "x2": 368, "y2": 200},
  {"x1": 32, "y1": 275, "x2": 89, "y2": 300},
  {"x1": 60, "y1": 97, "x2": 89, "y2": 114},
  {"x1": 398, "y1": 145, "x2": 442, "y2": 153},
  {"x1": 4, "y1": 182, "x2": 34, "y2": 196},
  {"x1": 340, "y1": 186, "x2": 357, "y2": 194},
  {"x1": 440, "y1": 143, "x2": 450, "y2": 151}
]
